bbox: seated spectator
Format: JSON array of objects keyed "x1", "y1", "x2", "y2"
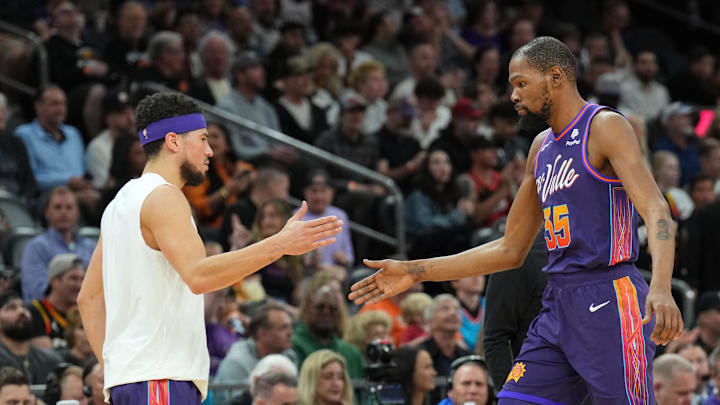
[
  {"x1": 205, "y1": 294, "x2": 244, "y2": 376},
  {"x1": 0, "y1": 291, "x2": 62, "y2": 384},
  {"x1": 653, "y1": 354, "x2": 696, "y2": 405},
  {"x1": 100, "y1": 135, "x2": 146, "y2": 210},
  {"x1": 346, "y1": 60, "x2": 389, "y2": 135},
  {"x1": 488, "y1": 101, "x2": 526, "y2": 167},
  {"x1": 706, "y1": 347, "x2": 720, "y2": 405},
  {"x1": 439, "y1": 356, "x2": 493, "y2": 405},
  {"x1": 451, "y1": 276, "x2": 486, "y2": 353},
  {"x1": 220, "y1": 165, "x2": 290, "y2": 251},
  {"x1": 252, "y1": 371, "x2": 298, "y2": 405},
  {"x1": 308, "y1": 43, "x2": 342, "y2": 127},
  {"x1": 273, "y1": 56, "x2": 329, "y2": 145},
  {"x1": 217, "y1": 51, "x2": 290, "y2": 163},
  {"x1": 362, "y1": 12, "x2": 409, "y2": 86},
  {"x1": 175, "y1": 9, "x2": 204, "y2": 79},
  {"x1": 674, "y1": 342, "x2": 711, "y2": 399},
  {"x1": 360, "y1": 290, "x2": 414, "y2": 347},
  {"x1": 216, "y1": 304, "x2": 295, "y2": 402},
  {"x1": 297, "y1": 349, "x2": 354, "y2": 405},
  {"x1": 134, "y1": 31, "x2": 189, "y2": 93},
  {"x1": 410, "y1": 77, "x2": 451, "y2": 149},
  {"x1": 668, "y1": 46, "x2": 717, "y2": 106},
  {"x1": 460, "y1": 137, "x2": 513, "y2": 228},
  {"x1": 103, "y1": 1, "x2": 148, "y2": 82},
  {"x1": 57, "y1": 309, "x2": 93, "y2": 366},
  {"x1": 20, "y1": 187, "x2": 96, "y2": 301},
  {"x1": 430, "y1": 98, "x2": 483, "y2": 175},
  {"x1": 400, "y1": 292, "x2": 433, "y2": 345},
  {"x1": 248, "y1": 199, "x2": 306, "y2": 304},
  {"x1": 14, "y1": 85, "x2": 91, "y2": 195},
  {"x1": 236, "y1": 354, "x2": 298, "y2": 405},
  {"x1": 405, "y1": 149, "x2": 473, "y2": 259},
  {"x1": 85, "y1": 88, "x2": 136, "y2": 189},
  {"x1": 265, "y1": 21, "x2": 307, "y2": 92},
  {"x1": 292, "y1": 284, "x2": 365, "y2": 378},
  {"x1": 618, "y1": 49, "x2": 670, "y2": 121},
  {"x1": 44, "y1": 364, "x2": 85, "y2": 405},
  {"x1": 0, "y1": 92, "x2": 36, "y2": 205},
  {"x1": 461, "y1": 2, "x2": 501, "y2": 50},
  {"x1": 225, "y1": 7, "x2": 261, "y2": 55},
  {"x1": 297, "y1": 169, "x2": 354, "y2": 272},
  {"x1": 388, "y1": 346, "x2": 437, "y2": 405},
  {"x1": 332, "y1": 22, "x2": 373, "y2": 80},
  {"x1": 652, "y1": 103, "x2": 701, "y2": 187},
  {"x1": 376, "y1": 97, "x2": 425, "y2": 194},
  {"x1": 188, "y1": 31, "x2": 235, "y2": 105},
  {"x1": 391, "y1": 43, "x2": 439, "y2": 101},
  {"x1": 690, "y1": 175, "x2": 717, "y2": 212},
  {"x1": 472, "y1": 46, "x2": 504, "y2": 97},
  {"x1": 699, "y1": 139, "x2": 720, "y2": 195},
  {"x1": 82, "y1": 359, "x2": 104, "y2": 405},
  {"x1": 417, "y1": 294, "x2": 471, "y2": 378},
  {"x1": 28, "y1": 253, "x2": 85, "y2": 349},
  {"x1": 0, "y1": 367, "x2": 35, "y2": 404},
  {"x1": 184, "y1": 123, "x2": 251, "y2": 234},
  {"x1": 652, "y1": 151, "x2": 694, "y2": 222},
  {"x1": 343, "y1": 311, "x2": 392, "y2": 359}
]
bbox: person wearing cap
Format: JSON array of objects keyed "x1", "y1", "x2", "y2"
[
  {"x1": 76, "y1": 92, "x2": 342, "y2": 404},
  {"x1": 85, "y1": 88, "x2": 136, "y2": 189},
  {"x1": 273, "y1": 56, "x2": 329, "y2": 145},
  {"x1": 296, "y1": 169, "x2": 354, "y2": 271},
  {"x1": 27, "y1": 253, "x2": 85, "y2": 350},
  {"x1": 0, "y1": 291, "x2": 63, "y2": 384},
  {"x1": 216, "y1": 50, "x2": 286, "y2": 163},
  {"x1": 376, "y1": 97, "x2": 425, "y2": 194},
  {"x1": 653, "y1": 102, "x2": 701, "y2": 186},
  {"x1": 430, "y1": 98, "x2": 483, "y2": 175}
]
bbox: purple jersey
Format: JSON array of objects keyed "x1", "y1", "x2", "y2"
[{"x1": 533, "y1": 103, "x2": 638, "y2": 274}]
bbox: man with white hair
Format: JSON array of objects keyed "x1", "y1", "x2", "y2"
[
  {"x1": 418, "y1": 294, "x2": 472, "y2": 377},
  {"x1": 134, "y1": 31, "x2": 189, "y2": 92},
  {"x1": 229, "y1": 354, "x2": 298, "y2": 405},
  {"x1": 653, "y1": 353, "x2": 696, "y2": 405},
  {"x1": 252, "y1": 372, "x2": 297, "y2": 405},
  {"x1": 189, "y1": 30, "x2": 235, "y2": 105}
]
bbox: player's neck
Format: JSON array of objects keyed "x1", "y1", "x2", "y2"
[
  {"x1": 143, "y1": 160, "x2": 185, "y2": 189},
  {"x1": 547, "y1": 94, "x2": 587, "y2": 135}
]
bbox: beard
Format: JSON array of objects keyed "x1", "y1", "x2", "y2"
[
  {"x1": 3, "y1": 318, "x2": 33, "y2": 341},
  {"x1": 180, "y1": 160, "x2": 206, "y2": 187},
  {"x1": 518, "y1": 85, "x2": 552, "y2": 134}
]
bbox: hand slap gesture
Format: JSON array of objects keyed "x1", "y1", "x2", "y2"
[{"x1": 278, "y1": 201, "x2": 344, "y2": 255}]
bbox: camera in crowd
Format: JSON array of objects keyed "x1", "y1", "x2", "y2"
[{"x1": 364, "y1": 339, "x2": 405, "y2": 405}]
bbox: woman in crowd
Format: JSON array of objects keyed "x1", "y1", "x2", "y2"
[
  {"x1": 184, "y1": 122, "x2": 252, "y2": 238},
  {"x1": 298, "y1": 349, "x2": 355, "y2": 405},
  {"x1": 343, "y1": 311, "x2": 392, "y2": 359},
  {"x1": 389, "y1": 346, "x2": 437, "y2": 405},
  {"x1": 405, "y1": 148, "x2": 474, "y2": 259},
  {"x1": 101, "y1": 135, "x2": 146, "y2": 210}
]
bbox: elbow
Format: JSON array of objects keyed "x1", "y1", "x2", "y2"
[{"x1": 186, "y1": 276, "x2": 211, "y2": 295}]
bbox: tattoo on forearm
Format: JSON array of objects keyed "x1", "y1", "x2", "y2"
[
  {"x1": 656, "y1": 219, "x2": 670, "y2": 240},
  {"x1": 408, "y1": 263, "x2": 426, "y2": 280}
]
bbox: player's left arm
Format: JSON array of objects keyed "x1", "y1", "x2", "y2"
[
  {"x1": 589, "y1": 111, "x2": 683, "y2": 345},
  {"x1": 77, "y1": 234, "x2": 106, "y2": 366}
]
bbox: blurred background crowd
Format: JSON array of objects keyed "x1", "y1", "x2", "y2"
[{"x1": 1, "y1": 0, "x2": 720, "y2": 404}]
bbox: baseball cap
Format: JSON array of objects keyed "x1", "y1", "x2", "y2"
[
  {"x1": 282, "y1": 56, "x2": 311, "y2": 78},
  {"x1": 696, "y1": 290, "x2": 720, "y2": 316},
  {"x1": 662, "y1": 102, "x2": 694, "y2": 125},
  {"x1": 102, "y1": 88, "x2": 131, "y2": 116},
  {"x1": 452, "y1": 98, "x2": 483, "y2": 120},
  {"x1": 48, "y1": 253, "x2": 84, "y2": 279},
  {"x1": 232, "y1": 51, "x2": 262, "y2": 73}
]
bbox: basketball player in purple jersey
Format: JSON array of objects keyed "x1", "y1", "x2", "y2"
[{"x1": 349, "y1": 36, "x2": 682, "y2": 404}]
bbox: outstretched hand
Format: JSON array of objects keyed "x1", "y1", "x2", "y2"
[
  {"x1": 642, "y1": 287, "x2": 684, "y2": 346},
  {"x1": 348, "y1": 259, "x2": 423, "y2": 305},
  {"x1": 278, "y1": 201, "x2": 343, "y2": 256}
]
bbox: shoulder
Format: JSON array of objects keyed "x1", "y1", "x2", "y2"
[
  {"x1": 59, "y1": 124, "x2": 83, "y2": 140},
  {"x1": 142, "y1": 184, "x2": 191, "y2": 219},
  {"x1": 30, "y1": 345, "x2": 63, "y2": 363},
  {"x1": 14, "y1": 122, "x2": 38, "y2": 138},
  {"x1": 589, "y1": 109, "x2": 635, "y2": 143}
]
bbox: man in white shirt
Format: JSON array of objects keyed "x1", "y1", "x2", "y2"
[
  {"x1": 77, "y1": 92, "x2": 343, "y2": 404},
  {"x1": 618, "y1": 49, "x2": 670, "y2": 121}
]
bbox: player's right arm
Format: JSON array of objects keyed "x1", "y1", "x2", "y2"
[
  {"x1": 349, "y1": 133, "x2": 547, "y2": 305},
  {"x1": 142, "y1": 186, "x2": 343, "y2": 294},
  {"x1": 77, "y1": 235, "x2": 106, "y2": 366}
]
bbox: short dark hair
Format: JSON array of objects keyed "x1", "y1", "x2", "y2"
[
  {"x1": 414, "y1": 77, "x2": 445, "y2": 101},
  {"x1": 489, "y1": 101, "x2": 517, "y2": 122},
  {"x1": 247, "y1": 303, "x2": 291, "y2": 338},
  {"x1": 135, "y1": 92, "x2": 202, "y2": 159},
  {"x1": 690, "y1": 174, "x2": 715, "y2": 191},
  {"x1": 33, "y1": 83, "x2": 63, "y2": 104},
  {"x1": 254, "y1": 372, "x2": 297, "y2": 400},
  {"x1": 0, "y1": 366, "x2": 28, "y2": 389},
  {"x1": 513, "y1": 36, "x2": 577, "y2": 82}
]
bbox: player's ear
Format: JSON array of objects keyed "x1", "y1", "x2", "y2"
[
  {"x1": 165, "y1": 132, "x2": 181, "y2": 152},
  {"x1": 550, "y1": 66, "x2": 563, "y2": 86}
]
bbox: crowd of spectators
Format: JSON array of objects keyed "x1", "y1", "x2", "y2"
[{"x1": 1, "y1": 0, "x2": 720, "y2": 403}]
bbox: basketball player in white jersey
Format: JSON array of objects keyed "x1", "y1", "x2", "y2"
[{"x1": 77, "y1": 92, "x2": 344, "y2": 405}]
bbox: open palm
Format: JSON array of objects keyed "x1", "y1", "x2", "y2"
[{"x1": 348, "y1": 259, "x2": 419, "y2": 305}]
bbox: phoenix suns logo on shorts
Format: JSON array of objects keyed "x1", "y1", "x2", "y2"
[{"x1": 506, "y1": 362, "x2": 526, "y2": 383}]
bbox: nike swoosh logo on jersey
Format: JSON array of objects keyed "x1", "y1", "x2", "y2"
[{"x1": 589, "y1": 300, "x2": 611, "y2": 312}]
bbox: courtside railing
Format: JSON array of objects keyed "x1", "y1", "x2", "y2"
[
  {"x1": 0, "y1": 20, "x2": 47, "y2": 96},
  {"x1": 639, "y1": 269, "x2": 696, "y2": 327},
  {"x1": 140, "y1": 82, "x2": 407, "y2": 256}
]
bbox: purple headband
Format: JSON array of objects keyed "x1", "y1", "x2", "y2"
[{"x1": 138, "y1": 113, "x2": 207, "y2": 146}]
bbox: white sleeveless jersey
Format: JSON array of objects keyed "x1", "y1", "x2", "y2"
[{"x1": 100, "y1": 173, "x2": 208, "y2": 400}]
